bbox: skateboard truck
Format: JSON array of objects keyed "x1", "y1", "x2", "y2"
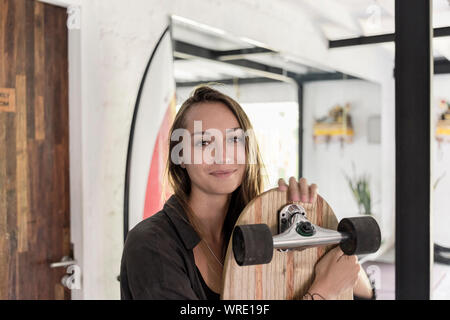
[
  {"x1": 274, "y1": 204, "x2": 350, "y2": 251},
  {"x1": 232, "y1": 203, "x2": 381, "y2": 266}
]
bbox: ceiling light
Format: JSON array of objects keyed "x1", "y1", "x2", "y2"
[{"x1": 171, "y1": 15, "x2": 226, "y2": 36}]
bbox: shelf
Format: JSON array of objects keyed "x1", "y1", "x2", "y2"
[
  {"x1": 436, "y1": 119, "x2": 450, "y2": 137},
  {"x1": 313, "y1": 125, "x2": 354, "y2": 137}
]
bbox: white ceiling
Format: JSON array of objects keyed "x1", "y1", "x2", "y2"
[
  {"x1": 286, "y1": 0, "x2": 450, "y2": 60},
  {"x1": 173, "y1": 0, "x2": 450, "y2": 83}
]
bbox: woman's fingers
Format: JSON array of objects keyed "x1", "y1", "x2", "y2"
[
  {"x1": 299, "y1": 178, "x2": 310, "y2": 203},
  {"x1": 278, "y1": 177, "x2": 318, "y2": 204},
  {"x1": 288, "y1": 176, "x2": 301, "y2": 202},
  {"x1": 309, "y1": 183, "x2": 318, "y2": 203},
  {"x1": 331, "y1": 246, "x2": 344, "y2": 260},
  {"x1": 277, "y1": 178, "x2": 288, "y2": 191}
]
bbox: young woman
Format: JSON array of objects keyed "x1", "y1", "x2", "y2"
[{"x1": 120, "y1": 86, "x2": 374, "y2": 300}]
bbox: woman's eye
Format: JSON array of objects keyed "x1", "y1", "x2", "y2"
[
  {"x1": 196, "y1": 139, "x2": 210, "y2": 147},
  {"x1": 229, "y1": 136, "x2": 244, "y2": 143}
]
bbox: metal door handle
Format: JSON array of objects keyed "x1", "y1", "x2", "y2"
[{"x1": 50, "y1": 256, "x2": 77, "y2": 268}]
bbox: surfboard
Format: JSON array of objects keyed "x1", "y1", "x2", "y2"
[{"x1": 124, "y1": 25, "x2": 176, "y2": 241}]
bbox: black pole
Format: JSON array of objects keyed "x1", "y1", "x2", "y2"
[
  {"x1": 395, "y1": 0, "x2": 433, "y2": 300},
  {"x1": 297, "y1": 81, "x2": 303, "y2": 179}
]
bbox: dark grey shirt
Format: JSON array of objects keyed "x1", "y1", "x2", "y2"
[{"x1": 120, "y1": 194, "x2": 217, "y2": 300}]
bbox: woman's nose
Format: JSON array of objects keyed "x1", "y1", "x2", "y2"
[
  {"x1": 214, "y1": 151, "x2": 233, "y2": 164},
  {"x1": 213, "y1": 142, "x2": 234, "y2": 164}
]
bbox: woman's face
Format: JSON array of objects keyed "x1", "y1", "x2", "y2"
[{"x1": 181, "y1": 101, "x2": 246, "y2": 196}]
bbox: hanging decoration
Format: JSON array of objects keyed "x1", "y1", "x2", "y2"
[
  {"x1": 436, "y1": 99, "x2": 450, "y2": 144},
  {"x1": 313, "y1": 103, "x2": 354, "y2": 146}
]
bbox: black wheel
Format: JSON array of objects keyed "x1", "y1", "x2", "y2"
[
  {"x1": 232, "y1": 224, "x2": 274, "y2": 266},
  {"x1": 338, "y1": 216, "x2": 381, "y2": 255}
]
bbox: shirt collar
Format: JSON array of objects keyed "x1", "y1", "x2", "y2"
[{"x1": 163, "y1": 194, "x2": 201, "y2": 250}]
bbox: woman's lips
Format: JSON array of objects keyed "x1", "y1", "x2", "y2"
[{"x1": 209, "y1": 169, "x2": 237, "y2": 178}]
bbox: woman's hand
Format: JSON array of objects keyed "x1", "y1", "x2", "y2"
[
  {"x1": 308, "y1": 246, "x2": 360, "y2": 300},
  {"x1": 277, "y1": 177, "x2": 318, "y2": 203},
  {"x1": 278, "y1": 177, "x2": 360, "y2": 299},
  {"x1": 353, "y1": 268, "x2": 375, "y2": 299}
]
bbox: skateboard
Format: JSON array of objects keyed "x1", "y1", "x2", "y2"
[{"x1": 221, "y1": 188, "x2": 381, "y2": 300}]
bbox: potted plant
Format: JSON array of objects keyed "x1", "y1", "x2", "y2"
[{"x1": 344, "y1": 166, "x2": 372, "y2": 216}]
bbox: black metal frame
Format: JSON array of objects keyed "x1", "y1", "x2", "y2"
[
  {"x1": 175, "y1": 77, "x2": 281, "y2": 88},
  {"x1": 435, "y1": 58, "x2": 450, "y2": 74},
  {"x1": 174, "y1": 40, "x2": 360, "y2": 84},
  {"x1": 329, "y1": 25, "x2": 450, "y2": 76},
  {"x1": 395, "y1": 0, "x2": 432, "y2": 300},
  {"x1": 175, "y1": 73, "x2": 357, "y2": 88},
  {"x1": 329, "y1": 26, "x2": 450, "y2": 48}
]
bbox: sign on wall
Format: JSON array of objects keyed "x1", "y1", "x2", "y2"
[{"x1": 0, "y1": 88, "x2": 16, "y2": 112}]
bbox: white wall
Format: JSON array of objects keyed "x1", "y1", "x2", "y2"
[
  {"x1": 57, "y1": 0, "x2": 395, "y2": 299},
  {"x1": 380, "y1": 75, "x2": 396, "y2": 247},
  {"x1": 433, "y1": 74, "x2": 450, "y2": 247},
  {"x1": 302, "y1": 80, "x2": 384, "y2": 230}
]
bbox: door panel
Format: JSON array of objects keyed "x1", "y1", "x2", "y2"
[{"x1": 0, "y1": 0, "x2": 70, "y2": 300}]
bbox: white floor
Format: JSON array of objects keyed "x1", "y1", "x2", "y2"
[{"x1": 361, "y1": 247, "x2": 450, "y2": 300}]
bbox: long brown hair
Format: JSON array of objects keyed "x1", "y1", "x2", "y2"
[{"x1": 164, "y1": 85, "x2": 267, "y2": 248}]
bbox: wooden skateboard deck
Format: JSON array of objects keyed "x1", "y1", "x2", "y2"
[{"x1": 221, "y1": 188, "x2": 353, "y2": 300}]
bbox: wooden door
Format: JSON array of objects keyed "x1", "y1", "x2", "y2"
[{"x1": 0, "y1": 0, "x2": 71, "y2": 299}]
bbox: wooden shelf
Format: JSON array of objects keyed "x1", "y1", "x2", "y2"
[
  {"x1": 313, "y1": 123, "x2": 354, "y2": 137},
  {"x1": 313, "y1": 104, "x2": 354, "y2": 144},
  {"x1": 436, "y1": 119, "x2": 450, "y2": 137},
  {"x1": 436, "y1": 100, "x2": 450, "y2": 140},
  {"x1": 313, "y1": 123, "x2": 354, "y2": 144}
]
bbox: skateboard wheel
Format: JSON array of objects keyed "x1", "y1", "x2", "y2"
[
  {"x1": 337, "y1": 216, "x2": 381, "y2": 255},
  {"x1": 232, "y1": 224, "x2": 274, "y2": 266}
]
